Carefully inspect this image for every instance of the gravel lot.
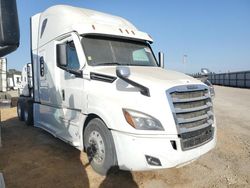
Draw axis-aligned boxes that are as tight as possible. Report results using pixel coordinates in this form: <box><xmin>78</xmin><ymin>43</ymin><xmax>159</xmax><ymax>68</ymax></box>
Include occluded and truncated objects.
<box><xmin>0</xmin><ymin>86</ymin><xmax>249</xmax><ymax>188</ymax></box>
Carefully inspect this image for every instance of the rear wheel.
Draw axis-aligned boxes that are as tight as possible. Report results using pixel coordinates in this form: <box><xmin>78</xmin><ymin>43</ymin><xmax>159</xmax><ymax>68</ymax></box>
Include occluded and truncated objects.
<box><xmin>24</xmin><ymin>100</ymin><xmax>33</xmax><ymax>126</ymax></box>
<box><xmin>84</xmin><ymin>118</ymin><xmax>117</xmax><ymax>175</ymax></box>
<box><xmin>17</xmin><ymin>99</ymin><xmax>24</xmax><ymax>121</ymax></box>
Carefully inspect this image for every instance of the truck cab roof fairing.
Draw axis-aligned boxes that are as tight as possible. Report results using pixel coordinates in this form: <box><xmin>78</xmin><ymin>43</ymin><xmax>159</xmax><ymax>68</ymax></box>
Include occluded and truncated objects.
<box><xmin>34</xmin><ymin>5</ymin><xmax>153</xmax><ymax>47</ymax></box>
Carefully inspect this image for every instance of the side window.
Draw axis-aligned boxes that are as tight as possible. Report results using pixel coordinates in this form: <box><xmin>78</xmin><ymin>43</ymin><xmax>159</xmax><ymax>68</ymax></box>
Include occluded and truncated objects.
<box><xmin>40</xmin><ymin>19</ymin><xmax>48</xmax><ymax>38</ymax></box>
<box><xmin>66</xmin><ymin>41</ymin><xmax>80</xmax><ymax>70</ymax></box>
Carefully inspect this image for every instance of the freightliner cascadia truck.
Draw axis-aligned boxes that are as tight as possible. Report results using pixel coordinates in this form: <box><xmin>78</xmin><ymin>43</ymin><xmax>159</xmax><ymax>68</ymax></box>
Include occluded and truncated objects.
<box><xmin>17</xmin><ymin>5</ymin><xmax>216</xmax><ymax>175</ymax></box>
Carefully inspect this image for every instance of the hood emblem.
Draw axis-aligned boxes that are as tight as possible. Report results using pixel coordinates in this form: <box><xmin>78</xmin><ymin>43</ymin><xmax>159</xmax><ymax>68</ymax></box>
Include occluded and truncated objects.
<box><xmin>187</xmin><ymin>85</ymin><xmax>198</xmax><ymax>90</ymax></box>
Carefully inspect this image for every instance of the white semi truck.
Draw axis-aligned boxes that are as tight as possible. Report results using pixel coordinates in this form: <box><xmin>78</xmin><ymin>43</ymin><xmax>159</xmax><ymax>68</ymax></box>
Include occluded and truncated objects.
<box><xmin>7</xmin><ymin>74</ymin><xmax>21</xmax><ymax>90</ymax></box>
<box><xmin>17</xmin><ymin>5</ymin><xmax>216</xmax><ymax>175</ymax></box>
<box><xmin>18</xmin><ymin>63</ymin><xmax>33</xmax><ymax>96</ymax></box>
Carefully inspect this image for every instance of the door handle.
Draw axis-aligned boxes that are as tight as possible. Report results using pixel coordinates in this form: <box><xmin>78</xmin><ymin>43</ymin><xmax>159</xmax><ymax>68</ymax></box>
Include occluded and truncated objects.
<box><xmin>62</xmin><ymin>89</ymin><xmax>65</xmax><ymax>101</ymax></box>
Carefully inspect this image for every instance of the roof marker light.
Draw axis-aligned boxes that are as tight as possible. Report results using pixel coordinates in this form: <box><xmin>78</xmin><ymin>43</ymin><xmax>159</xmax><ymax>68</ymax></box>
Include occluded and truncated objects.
<box><xmin>92</xmin><ymin>25</ymin><xmax>96</xmax><ymax>30</ymax></box>
<box><xmin>125</xmin><ymin>29</ymin><xmax>129</xmax><ymax>34</ymax></box>
<box><xmin>131</xmin><ymin>30</ymin><xmax>135</xmax><ymax>35</ymax></box>
<box><xmin>119</xmin><ymin>28</ymin><xmax>123</xmax><ymax>33</ymax></box>
<box><xmin>148</xmin><ymin>34</ymin><xmax>152</xmax><ymax>39</ymax></box>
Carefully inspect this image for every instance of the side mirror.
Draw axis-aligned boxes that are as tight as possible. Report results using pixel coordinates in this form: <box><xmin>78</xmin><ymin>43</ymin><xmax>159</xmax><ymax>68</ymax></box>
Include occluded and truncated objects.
<box><xmin>116</xmin><ymin>66</ymin><xmax>150</xmax><ymax>97</ymax></box>
<box><xmin>0</xmin><ymin>0</ymin><xmax>20</xmax><ymax>57</ymax></box>
<box><xmin>56</xmin><ymin>43</ymin><xmax>67</xmax><ymax>67</ymax></box>
<box><xmin>158</xmin><ymin>52</ymin><xmax>164</xmax><ymax>68</ymax></box>
<box><xmin>201</xmin><ymin>68</ymin><xmax>211</xmax><ymax>76</ymax></box>
<box><xmin>116</xmin><ymin>66</ymin><xmax>130</xmax><ymax>78</ymax></box>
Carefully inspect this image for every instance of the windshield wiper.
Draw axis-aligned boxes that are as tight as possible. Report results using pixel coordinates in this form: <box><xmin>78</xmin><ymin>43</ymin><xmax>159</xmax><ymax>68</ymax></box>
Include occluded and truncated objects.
<box><xmin>96</xmin><ymin>62</ymin><xmax>124</xmax><ymax>66</ymax></box>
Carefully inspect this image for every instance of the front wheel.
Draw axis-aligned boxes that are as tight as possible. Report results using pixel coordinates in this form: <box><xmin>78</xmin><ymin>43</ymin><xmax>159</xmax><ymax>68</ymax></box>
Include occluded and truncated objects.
<box><xmin>84</xmin><ymin>118</ymin><xmax>117</xmax><ymax>175</ymax></box>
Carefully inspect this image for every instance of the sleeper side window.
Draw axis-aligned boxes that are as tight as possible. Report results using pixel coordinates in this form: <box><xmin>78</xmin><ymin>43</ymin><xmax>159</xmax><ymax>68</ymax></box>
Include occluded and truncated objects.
<box><xmin>40</xmin><ymin>19</ymin><xmax>48</xmax><ymax>38</ymax></box>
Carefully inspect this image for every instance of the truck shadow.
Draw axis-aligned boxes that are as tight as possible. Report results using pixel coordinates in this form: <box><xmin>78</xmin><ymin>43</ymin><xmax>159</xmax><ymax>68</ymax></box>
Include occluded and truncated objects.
<box><xmin>0</xmin><ymin>116</ymin><xmax>89</xmax><ymax>188</ymax></box>
<box><xmin>0</xmin><ymin>115</ymin><xmax>138</xmax><ymax>188</ymax></box>
<box><xmin>100</xmin><ymin>167</ymin><xmax>138</xmax><ymax>188</ymax></box>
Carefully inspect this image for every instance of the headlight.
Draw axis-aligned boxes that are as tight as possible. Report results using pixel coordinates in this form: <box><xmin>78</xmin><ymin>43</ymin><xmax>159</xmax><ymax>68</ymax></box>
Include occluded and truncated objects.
<box><xmin>122</xmin><ymin>109</ymin><xmax>164</xmax><ymax>131</ymax></box>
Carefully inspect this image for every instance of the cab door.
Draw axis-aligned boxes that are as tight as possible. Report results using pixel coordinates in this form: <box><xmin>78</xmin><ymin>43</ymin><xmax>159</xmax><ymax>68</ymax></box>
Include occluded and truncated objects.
<box><xmin>55</xmin><ymin>32</ymin><xmax>86</xmax><ymax>144</ymax></box>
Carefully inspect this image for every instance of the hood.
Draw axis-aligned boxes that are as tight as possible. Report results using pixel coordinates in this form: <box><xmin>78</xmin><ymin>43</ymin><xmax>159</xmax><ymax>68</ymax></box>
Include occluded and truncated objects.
<box><xmin>90</xmin><ymin>66</ymin><xmax>202</xmax><ymax>89</ymax></box>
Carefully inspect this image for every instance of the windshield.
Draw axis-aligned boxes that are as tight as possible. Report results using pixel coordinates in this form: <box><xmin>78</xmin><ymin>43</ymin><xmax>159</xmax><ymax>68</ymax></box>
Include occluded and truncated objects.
<box><xmin>81</xmin><ymin>36</ymin><xmax>157</xmax><ymax>67</ymax></box>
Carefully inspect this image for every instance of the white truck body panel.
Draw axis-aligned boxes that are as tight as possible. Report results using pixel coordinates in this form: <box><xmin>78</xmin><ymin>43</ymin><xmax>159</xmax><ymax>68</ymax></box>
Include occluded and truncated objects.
<box><xmin>0</xmin><ymin>58</ymin><xmax>7</xmax><ymax>92</ymax></box>
<box><xmin>29</xmin><ymin>5</ymin><xmax>216</xmax><ymax>171</ymax></box>
<box><xmin>7</xmin><ymin>77</ymin><xmax>13</xmax><ymax>88</ymax></box>
<box><xmin>19</xmin><ymin>63</ymin><xmax>33</xmax><ymax>96</ymax></box>
<box><xmin>7</xmin><ymin>74</ymin><xmax>21</xmax><ymax>90</ymax></box>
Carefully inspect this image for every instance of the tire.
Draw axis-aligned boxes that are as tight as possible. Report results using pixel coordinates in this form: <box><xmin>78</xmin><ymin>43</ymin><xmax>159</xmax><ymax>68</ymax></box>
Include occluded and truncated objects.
<box><xmin>17</xmin><ymin>99</ymin><xmax>24</xmax><ymax>121</ymax></box>
<box><xmin>24</xmin><ymin>100</ymin><xmax>34</xmax><ymax>126</ymax></box>
<box><xmin>84</xmin><ymin>118</ymin><xmax>117</xmax><ymax>175</ymax></box>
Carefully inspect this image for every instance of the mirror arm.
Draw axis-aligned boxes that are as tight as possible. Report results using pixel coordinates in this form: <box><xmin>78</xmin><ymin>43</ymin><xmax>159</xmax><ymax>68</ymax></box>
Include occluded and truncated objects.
<box><xmin>117</xmin><ymin>74</ymin><xmax>150</xmax><ymax>97</ymax></box>
<box><xmin>67</xmin><ymin>69</ymin><xmax>82</xmax><ymax>77</ymax></box>
<box><xmin>59</xmin><ymin>66</ymin><xmax>83</xmax><ymax>78</ymax></box>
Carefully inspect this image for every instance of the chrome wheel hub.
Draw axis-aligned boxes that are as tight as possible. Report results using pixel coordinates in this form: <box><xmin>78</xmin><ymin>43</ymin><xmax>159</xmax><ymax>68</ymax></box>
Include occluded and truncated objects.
<box><xmin>24</xmin><ymin>110</ymin><xmax>28</xmax><ymax>121</ymax></box>
<box><xmin>17</xmin><ymin>105</ymin><xmax>21</xmax><ymax>117</ymax></box>
<box><xmin>88</xmin><ymin>130</ymin><xmax>105</xmax><ymax>164</ymax></box>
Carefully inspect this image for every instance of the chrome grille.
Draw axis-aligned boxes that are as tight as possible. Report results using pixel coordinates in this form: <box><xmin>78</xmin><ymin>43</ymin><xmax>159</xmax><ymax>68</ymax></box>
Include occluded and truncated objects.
<box><xmin>167</xmin><ymin>85</ymin><xmax>214</xmax><ymax>150</ymax></box>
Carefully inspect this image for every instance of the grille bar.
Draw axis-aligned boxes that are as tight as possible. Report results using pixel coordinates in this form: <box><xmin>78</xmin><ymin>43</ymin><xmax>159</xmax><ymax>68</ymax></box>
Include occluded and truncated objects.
<box><xmin>179</xmin><ymin>122</ymin><xmax>212</xmax><ymax>133</ymax></box>
<box><xmin>175</xmin><ymin>103</ymin><xmax>212</xmax><ymax>113</ymax></box>
<box><xmin>177</xmin><ymin>114</ymin><xmax>210</xmax><ymax>124</ymax></box>
<box><xmin>174</xmin><ymin>100</ymin><xmax>211</xmax><ymax>110</ymax></box>
<box><xmin>171</xmin><ymin>90</ymin><xmax>208</xmax><ymax>99</ymax></box>
<box><xmin>172</xmin><ymin>95</ymin><xmax>209</xmax><ymax>103</ymax></box>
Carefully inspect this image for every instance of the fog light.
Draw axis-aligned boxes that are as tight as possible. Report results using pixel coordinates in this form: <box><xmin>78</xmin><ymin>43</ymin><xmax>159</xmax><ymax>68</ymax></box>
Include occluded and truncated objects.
<box><xmin>145</xmin><ymin>155</ymin><xmax>162</xmax><ymax>166</ymax></box>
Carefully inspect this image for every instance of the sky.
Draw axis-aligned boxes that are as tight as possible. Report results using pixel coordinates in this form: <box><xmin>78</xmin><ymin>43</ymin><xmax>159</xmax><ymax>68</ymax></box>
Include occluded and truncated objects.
<box><xmin>5</xmin><ymin>0</ymin><xmax>250</xmax><ymax>73</ymax></box>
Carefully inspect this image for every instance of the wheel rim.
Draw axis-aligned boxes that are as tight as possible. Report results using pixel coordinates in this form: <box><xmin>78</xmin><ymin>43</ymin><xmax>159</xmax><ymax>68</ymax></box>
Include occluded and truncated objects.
<box><xmin>24</xmin><ymin>109</ymin><xmax>28</xmax><ymax>122</ymax></box>
<box><xmin>17</xmin><ymin>104</ymin><xmax>21</xmax><ymax>118</ymax></box>
<box><xmin>88</xmin><ymin>130</ymin><xmax>105</xmax><ymax>165</ymax></box>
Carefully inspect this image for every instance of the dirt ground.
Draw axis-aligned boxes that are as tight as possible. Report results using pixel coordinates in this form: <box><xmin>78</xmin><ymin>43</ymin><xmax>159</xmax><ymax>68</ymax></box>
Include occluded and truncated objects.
<box><xmin>0</xmin><ymin>86</ymin><xmax>249</xmax><ymax>188</ymax></box>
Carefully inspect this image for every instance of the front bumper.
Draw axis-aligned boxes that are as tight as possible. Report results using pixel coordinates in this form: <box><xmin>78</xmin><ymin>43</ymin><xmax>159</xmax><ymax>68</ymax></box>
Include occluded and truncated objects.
<box><xmin>111</xmin><ymin>126</ymin><xmax>216</xmax><ymax>171</ymax></box>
